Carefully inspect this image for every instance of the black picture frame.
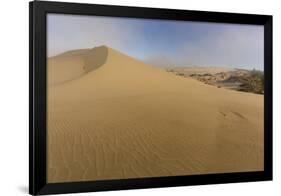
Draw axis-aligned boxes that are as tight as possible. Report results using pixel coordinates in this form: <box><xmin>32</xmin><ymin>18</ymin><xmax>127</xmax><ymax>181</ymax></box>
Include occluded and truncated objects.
<box><xmin>29</xmin><ymin>1</ymin><xmax>273</xmax><ymax>195</ymax></box>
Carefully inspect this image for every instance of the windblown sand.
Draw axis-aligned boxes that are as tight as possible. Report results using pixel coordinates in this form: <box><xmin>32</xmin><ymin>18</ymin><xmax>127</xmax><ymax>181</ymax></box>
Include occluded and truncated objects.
<box><xmin>47</xmin><ymin>46</ymin><xmax>264</xmax><ymax>183</ymax></box>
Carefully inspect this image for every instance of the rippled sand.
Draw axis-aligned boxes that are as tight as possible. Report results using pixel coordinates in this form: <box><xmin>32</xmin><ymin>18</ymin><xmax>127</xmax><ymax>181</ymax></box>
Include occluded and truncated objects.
<box><xmin>47</xmin><ymin>46</ymin><xmax>263</xmax><ymax>183</ymax></box>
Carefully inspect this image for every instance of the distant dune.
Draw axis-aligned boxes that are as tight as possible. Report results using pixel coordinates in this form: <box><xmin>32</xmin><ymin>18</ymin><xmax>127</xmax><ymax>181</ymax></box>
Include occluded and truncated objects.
<box><xmin>47</xmin><ymin>45</ymin><xmax>264</xmax><ymax>183</ymax></box>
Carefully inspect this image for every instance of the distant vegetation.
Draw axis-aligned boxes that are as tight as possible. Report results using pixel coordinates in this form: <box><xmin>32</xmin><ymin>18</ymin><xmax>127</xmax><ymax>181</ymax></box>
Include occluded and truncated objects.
<box><xmin>236</xmin><ymin>69</ymin><xmax>264</xmax><ymax>94</ymax></box>
<box><xmin>167</xmin><ymin>68</ymin><xmax>264</xmax><ymax>94</ymax></box>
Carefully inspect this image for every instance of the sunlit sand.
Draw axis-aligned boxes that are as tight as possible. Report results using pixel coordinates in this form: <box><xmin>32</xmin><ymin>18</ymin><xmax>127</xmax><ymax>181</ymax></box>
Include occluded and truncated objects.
<box><xmin>47</xmin><ymin>46</ymin><xmax>263</xmax><ymax>183</ymax></box>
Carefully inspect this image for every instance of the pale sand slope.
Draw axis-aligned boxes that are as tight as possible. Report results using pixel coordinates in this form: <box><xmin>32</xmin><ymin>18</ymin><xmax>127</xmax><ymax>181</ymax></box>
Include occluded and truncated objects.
<box><xmin>47</xmin><ymin>46</ymin><xmax>264</xmax><ymax>183</ymax></box>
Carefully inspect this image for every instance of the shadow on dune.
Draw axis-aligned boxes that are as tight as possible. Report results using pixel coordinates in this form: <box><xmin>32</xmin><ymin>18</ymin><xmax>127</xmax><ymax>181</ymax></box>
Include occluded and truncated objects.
<box><xmin>83</xmin><ymin>45</ymin><xmax>108</xmax><ymax>73</ymax></box>
<box><xmin>48</xmin><ymin>45</ymin><xmax>108</xmax><ymax>86</ymax></box>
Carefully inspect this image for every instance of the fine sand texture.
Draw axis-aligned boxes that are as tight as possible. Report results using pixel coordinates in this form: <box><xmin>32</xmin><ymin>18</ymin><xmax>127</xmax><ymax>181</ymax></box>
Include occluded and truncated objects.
<box><xmin>47</xmin><ymin>46</ymin><xmax>264</xmax><ymax>183</ymax></box>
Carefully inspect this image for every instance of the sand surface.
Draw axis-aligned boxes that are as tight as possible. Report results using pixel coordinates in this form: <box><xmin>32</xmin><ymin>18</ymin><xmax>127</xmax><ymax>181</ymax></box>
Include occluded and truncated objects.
<box><xmin>47</xmin><ymin>46</ymin><xmax>264</xmax><ymax>183</ymax></box>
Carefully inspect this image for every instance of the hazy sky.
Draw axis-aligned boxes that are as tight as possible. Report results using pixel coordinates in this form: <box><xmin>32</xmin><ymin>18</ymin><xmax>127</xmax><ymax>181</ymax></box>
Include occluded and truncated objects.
<box><xmin>47</xmin><ymin>13</ymin><xmax>264</xmax><ymax>70</ymax></box>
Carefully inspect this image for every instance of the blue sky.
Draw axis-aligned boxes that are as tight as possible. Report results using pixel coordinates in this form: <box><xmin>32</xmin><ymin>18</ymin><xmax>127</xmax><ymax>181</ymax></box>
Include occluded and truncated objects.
<box><xmin>47</xmin><ymin>13</ymin><xmax>264</xmax><ymax>70</ymax></box>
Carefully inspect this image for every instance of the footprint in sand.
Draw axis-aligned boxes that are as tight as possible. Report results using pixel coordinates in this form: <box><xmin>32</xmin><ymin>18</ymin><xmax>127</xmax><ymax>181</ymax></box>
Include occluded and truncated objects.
<box><xmin>231</xmin><ymin>111</ymin><xmax>247</xmax><ymax>120</ymax></box>
<box><xmin>219</xmin><ymin>110</ymin><xmax>247</xmax><ymax>120</ymax></box>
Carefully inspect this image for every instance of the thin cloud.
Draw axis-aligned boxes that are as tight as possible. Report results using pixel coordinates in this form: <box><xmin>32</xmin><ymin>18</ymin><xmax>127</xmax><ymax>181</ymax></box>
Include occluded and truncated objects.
<box><xmin>47</xmin><ymin>14</ymin><xmax>264</xmax><ymax>70</ymax></box>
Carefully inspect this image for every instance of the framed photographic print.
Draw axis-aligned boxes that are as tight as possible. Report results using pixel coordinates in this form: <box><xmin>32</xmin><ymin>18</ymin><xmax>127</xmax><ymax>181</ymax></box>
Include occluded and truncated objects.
<box><xmin>29</xmin><ymin>1</ymin><xmax>272</xmax><ymax>195</ymax></box>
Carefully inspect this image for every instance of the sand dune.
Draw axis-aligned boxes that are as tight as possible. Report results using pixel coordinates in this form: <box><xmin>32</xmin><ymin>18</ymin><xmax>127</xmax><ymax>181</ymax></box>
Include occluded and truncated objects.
<box><xmin>47</xmin><ymin>45</ymin><xmax>264</xmax><ymax>183</ymax></box>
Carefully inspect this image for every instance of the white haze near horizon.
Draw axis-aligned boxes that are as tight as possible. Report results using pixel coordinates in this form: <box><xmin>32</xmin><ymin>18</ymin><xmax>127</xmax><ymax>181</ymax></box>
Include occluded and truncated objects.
<box><xmin>47</xmin><ymin>13</ymin><xmax>264</xmax><ymax>71</ymax></box>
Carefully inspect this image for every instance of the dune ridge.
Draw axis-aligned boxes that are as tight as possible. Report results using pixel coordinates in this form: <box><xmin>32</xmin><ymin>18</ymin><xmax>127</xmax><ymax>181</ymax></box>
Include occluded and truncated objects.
<box><xmin>47</xmin><ymin>45</ymin><xmax>264</xmax><ymax>183</ymax></box>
